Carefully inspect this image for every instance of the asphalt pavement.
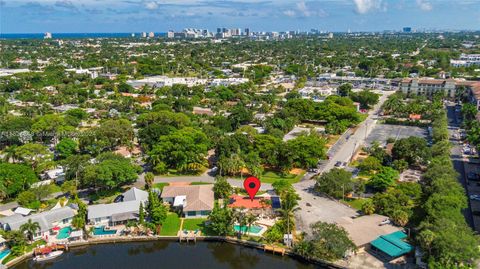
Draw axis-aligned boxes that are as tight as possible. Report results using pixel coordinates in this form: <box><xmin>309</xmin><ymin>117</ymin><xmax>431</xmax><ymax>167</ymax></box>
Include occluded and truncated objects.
<box><xmin>446</xmin><ymin>105</ymin><xmax>475</xmax><ymax>229</ymax></box>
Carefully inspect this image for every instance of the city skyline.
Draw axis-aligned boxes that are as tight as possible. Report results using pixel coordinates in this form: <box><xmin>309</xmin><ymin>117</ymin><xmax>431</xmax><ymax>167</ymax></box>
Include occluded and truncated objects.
<box><xmin>1</xmin><ymin>0</ymin><xmax>480</xmax><ymax>33</ymax></box>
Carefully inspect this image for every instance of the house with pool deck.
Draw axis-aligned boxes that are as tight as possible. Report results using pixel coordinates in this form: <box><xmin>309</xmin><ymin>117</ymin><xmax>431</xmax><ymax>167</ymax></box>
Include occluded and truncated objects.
<box><xmin>87</xmin><ymin>187</ymin><xmax>148</xmax><ymax>226</ymax></box>
<box><xmin>0</xmin><ymin>206</ymin><xmax>75</xmax><ymax>241</ymax></box>
<box><xmin>160</xmin><ymin>185</ymin><xmax>214</xmax><ymax>218</ymax></box>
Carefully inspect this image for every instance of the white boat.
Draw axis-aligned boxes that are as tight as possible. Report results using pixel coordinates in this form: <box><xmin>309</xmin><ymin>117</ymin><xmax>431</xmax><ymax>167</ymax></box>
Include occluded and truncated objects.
<box><xmin>33</xmin><ymin>250</ymin><xmax>64</xmax><ymax>262</ymax></box>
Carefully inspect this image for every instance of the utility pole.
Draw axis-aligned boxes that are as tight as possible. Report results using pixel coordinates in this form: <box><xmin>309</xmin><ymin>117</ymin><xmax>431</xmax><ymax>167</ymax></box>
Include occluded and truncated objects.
<box><xmin>350</xmin><ymin>140</ymin><xmax>357</xmax><ymax>163</ymax></box>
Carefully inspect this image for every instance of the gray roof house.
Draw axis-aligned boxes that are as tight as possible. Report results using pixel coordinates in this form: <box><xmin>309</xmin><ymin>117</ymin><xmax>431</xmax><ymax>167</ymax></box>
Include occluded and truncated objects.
<box><xmin>160</xmin><ymin>185</ymin><xmax>214</xmax><ymax>218</ymax></box>
<box><xmin>87</xmin><ymin>187</ymin><xmax>148</xmax><ymax>226</ymax></box>
<box><xmin>0</xmin><ymin>207</ymin><xmax>75</xmax><ymax>233</ymax></box>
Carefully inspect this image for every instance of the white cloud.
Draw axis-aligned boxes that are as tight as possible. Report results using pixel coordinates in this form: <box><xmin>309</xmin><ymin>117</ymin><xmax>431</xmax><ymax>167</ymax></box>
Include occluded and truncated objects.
<box><xmin>145</xmin><ymin>1</ymin><xmax>158</xmax><ymax>10</ymax></box>
<box><xmin>416</xmin><ymin>0</ymin><xmax>432</xmax><ymax>11</ymax></box>
<box><xmin>296</xmin><ymin>1</ymin><xmax>311</xmax><ymax>17</ymax></box>
<box><xmin>283</xmin><ymin>1</ymin><xmax>328</xmax><ymax>18</ymax></box>
<box><xmin>353</xmin><ymin>0</ymin><xmax>384</xmax><ymax>14</ymax></box>
<box><xmin>283</xmin><ymin>9</ymin><xmax>296</xmax><ymax>17</ymax></box>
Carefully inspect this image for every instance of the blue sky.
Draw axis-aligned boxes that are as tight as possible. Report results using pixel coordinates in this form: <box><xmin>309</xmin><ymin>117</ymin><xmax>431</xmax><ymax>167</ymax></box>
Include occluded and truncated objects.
<box><xmin>1</xmin><ymin>0</ymin><xmax>479</xmax><ymax>33</ymax></box>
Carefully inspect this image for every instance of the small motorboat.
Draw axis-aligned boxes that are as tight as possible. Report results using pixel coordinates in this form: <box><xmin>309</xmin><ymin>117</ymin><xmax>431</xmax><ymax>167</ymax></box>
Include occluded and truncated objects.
<box><xmin>33</xmin><ymin>250</ymin><xmax>64</xmax><ymax>262</ymax></box>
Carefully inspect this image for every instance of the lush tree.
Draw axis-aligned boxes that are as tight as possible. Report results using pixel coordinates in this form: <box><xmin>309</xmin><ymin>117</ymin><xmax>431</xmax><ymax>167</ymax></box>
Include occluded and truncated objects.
<box><xmin>272</xmin><ymin>179</ymin><xmax>294</xmax><ymax>197</ymax></box>
<box><xmin>213</xmin><ymin>176</ymin><xmax>233</xmax><ymax>199</ymax></box>
<box><xmin>337</xmin><ymin>83</ymin><xmax>352</xmax><ymax>97</ymax></box>
<box><xmin>314</xmin><ymin>168</ymin><xmax>353</xmax><ymax>199</ymax></box>
<box><xmin>358</xmin><ymin>156</ymin><xmax>382</xmax><ymax>173</ymax></box>
<box><xmin>146</xmin><ymin>191</ymin><xmax>168</xmax><ymax>231</ymax></box>
<box><xmin>295</xmin><ymin>222</ymin><xmax>356</xmax><ymax>261</ymax></box>
<box><xmin>350</xmin><ymin>89</ymin><xmax>379</xmax><ymax>109</ymax></box>
<box><xmin>55</xmin><ymin>138</ymin><xmax>78</xmax><ymax>159</ymax></box>
<box><xmin>392</xmin><ymin>137</ymin><xmax>430</xmax><ymax>166</ymax></box>
<box><xmin>208</xmin><ymin>202</ymin><xmax>234</xmax><ymax>236</ymax></box>
<box><xmin>367</xmin><ymin>166</ymin><xmax>399</xmax><ymax>191</ymax></box>
<box><xmin>361</xmin><ymin>199</ymin><xmax>375</xmax><ymax>215</ymax></box>
<box><xmin>82</xmin><ymin>153</ymin><xmax>141</xmax><ymax>189</ymax></box>
<box><xmin>14</xmin><ymin>143</ymin><xmax>53</xmax><ymax>172</ymax></box>
<box><xmin>284</xmin><ymin>133</ymin><xmax>326</xmax><ymax>169</ymax></box>
<box><xmin>0</xmin><ymin>163</ymin><xmax>38</xmax><ymax>199</ymax></box>
<box><xmin>148</xmin><ymin>127</ymin><xmax>209</xmax><ymax>173</ymax></box>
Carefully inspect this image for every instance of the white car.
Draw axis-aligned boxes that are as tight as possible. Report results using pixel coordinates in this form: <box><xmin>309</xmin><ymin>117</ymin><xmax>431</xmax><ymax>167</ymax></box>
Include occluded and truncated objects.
<box><xmin>470</xmin><ymin>195</ymin><xmax>480</xmax><ymax>201</ymax></box>
<box><xmin>379</xmin><ymin>218</ymin><xmax>391</xmax><ymax>226</ymax></box>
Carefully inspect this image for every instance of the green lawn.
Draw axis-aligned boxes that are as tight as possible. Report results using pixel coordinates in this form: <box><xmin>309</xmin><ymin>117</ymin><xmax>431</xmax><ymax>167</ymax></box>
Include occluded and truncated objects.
<box><xmin>159</xmin><ymin>213</ymin><xmax>181</xmax><ymax>236</ymax></box>
<box><xmin>259</xmin><ymin>170</ymin><xmax>305</xmax><ymax>184</ymax></box>
<box><xmin>182</xmin><ymin>218</ymin><xmax>215</xmax><ymax>235</ymax></box>
<box><xmin>153</xmin><ymin>182</ymin><xmax>169</xmax><ymax>191</ymax></box>
<box><xmin>88</xmin><ymin>188</ymin><xmax>123</xmax><ymax>203</ymax></box>
<box><xmin>342</xmin><ymin>198</ymin><xmax>368</xmax><ymax>211</ymax></box>
<box><xmin>190</xmin><ymin>182</ymin><xmax>213</xmax><ymax>185</ymax></box>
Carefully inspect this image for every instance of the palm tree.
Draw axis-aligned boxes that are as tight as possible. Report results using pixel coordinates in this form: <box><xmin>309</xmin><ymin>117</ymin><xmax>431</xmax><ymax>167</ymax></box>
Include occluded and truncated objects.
<box><xmin>245</xmin><ymin>213</ymin><xmax>258</xmax><ymax>235</ymax></box>
<box><xmin>20</xmin><ymin>219</ymin><xmax>40</xmax><ymax>242</ymax></box>
<box><xmin>279</xmin><ymin>191</ymin><xmax>300</xmax><ymax>246</ymax></box>
<box><xmin>233</xmin><ymin>208</ymin><xmax>247</xmax><ymax>238</ymax></box>
<box><xmin>144</xmin><ymin>172</ymin><xmax>154</xmax><ymax>189</ymax></box>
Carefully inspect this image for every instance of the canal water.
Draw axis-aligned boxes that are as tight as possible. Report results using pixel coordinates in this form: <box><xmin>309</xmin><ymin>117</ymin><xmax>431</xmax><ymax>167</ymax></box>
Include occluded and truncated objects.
<box><xmin>13</xmin><ymin>241</ymin><xmax>325</xmax><ymax>269</ymax></box>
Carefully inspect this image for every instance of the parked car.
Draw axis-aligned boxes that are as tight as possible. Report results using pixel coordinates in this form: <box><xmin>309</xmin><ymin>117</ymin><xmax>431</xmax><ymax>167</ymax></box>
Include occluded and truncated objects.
<box><xmin>113</xmin><ymin>195</ymin><xmax>124</xmax><ymax>203</ymax></box>
<box><xmin>467</xmin><ymin>172</ymin><xmax>480</xmax><ymax>181</ymax></box>
<box><xmin>335</xmin><ymin>161</ymin><xmax>343</xmax><ymax>167</ymax></box>
<box><xmin>379</xmin><ymin>218</ymin><xmax>391</xmax><ymax>226</ymax></box>
<box><xmin>470</xmin><ymin>194</ymin><xmax>480</xmax><ymax>201</ymax></box>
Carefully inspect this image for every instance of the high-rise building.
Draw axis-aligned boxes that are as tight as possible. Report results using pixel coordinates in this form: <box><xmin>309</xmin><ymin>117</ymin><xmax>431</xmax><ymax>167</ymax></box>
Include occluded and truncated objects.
<box><xmin>148</xmin><ymin>32</ymin><xmax>155</xmax><ymax>38</ymax></box>
<box><xmin>44</xmin><ymin>32</ymin><xmax>52</xmax><ymax>39</ymax></box>
<box><xmin>141</xmin><ymin>32</ymin><xmax>147</xmax><ymax>38</ymax></box>
<box><xmin>403</xmin><ymin>27</ymin><xmax>412</xmax><ymax>33</ymax></box>
<box><xmin>217</xmin><ymin>28</ymin><xmax>222</xmax><ymax>34</ymax></box>
<box><xmin>231</xmin><ymin>28</ymin><xmax>241</xmax><ymax>36</ymax></box>
<box><xmin>167</xmin><ymin>31</ymin><xmax>174</xmax><ymax>38</ymax></box>
<box><xmin>245</xmin><ymin>28</ymin><xmax>250</xmax><ymax>36</ymax></box>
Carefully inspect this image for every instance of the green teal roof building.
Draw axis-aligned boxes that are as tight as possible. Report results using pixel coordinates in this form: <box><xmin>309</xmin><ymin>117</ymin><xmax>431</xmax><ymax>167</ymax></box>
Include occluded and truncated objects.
<box><xmin>370</xmin><ymin>231</ymin><xmax>413</xmax><ymax>259</ymax></box>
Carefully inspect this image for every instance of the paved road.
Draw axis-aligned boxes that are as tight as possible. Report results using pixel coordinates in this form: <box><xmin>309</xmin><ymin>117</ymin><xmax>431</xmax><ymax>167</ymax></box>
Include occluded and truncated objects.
<box><xmin>293</xmin><ymin>91</ymin><xmax>395</xmax><ymax>233</ymax></box>
<box><xmin>136</xmin><ymin>170</ymin><xmax>272</xmax><ymax>191</ymax></box>
<box><xmin>446</xmin><ymin>105</ymin><xmax>475</xmax><ymax>228</ymax></box>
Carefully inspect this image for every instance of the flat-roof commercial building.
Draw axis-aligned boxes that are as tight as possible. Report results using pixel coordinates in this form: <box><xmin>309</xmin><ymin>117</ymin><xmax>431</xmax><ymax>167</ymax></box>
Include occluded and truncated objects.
<box><xmin>400</xmin><ymin>78</ymin><xmax>480</xmax><ymax>101</ymax></box>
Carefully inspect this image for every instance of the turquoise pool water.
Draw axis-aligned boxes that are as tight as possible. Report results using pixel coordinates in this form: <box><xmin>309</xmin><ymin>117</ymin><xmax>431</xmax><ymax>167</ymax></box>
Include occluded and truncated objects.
<box><xmin>234</xmin><ymin>225</ymin><xmax>263</xmax><ymax>234</ymax></box>
<box><xmin>0</xmin><ymin>249</ymin><xmax>10</xmax><ymax>260</ymax></box>
<box><xmin>56</xmin><ymin>227</ymin><xmax>72</xmax><ymax>239</ymax></box>
<box><xmin>93</xmin><ymin>226</ymin><xmax>117</xmax><ymax>235</ymax></box>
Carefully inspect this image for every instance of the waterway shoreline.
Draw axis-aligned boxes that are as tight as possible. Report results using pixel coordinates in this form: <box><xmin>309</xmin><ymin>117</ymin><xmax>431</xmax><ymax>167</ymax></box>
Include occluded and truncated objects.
<box><xmin>5</xmin><ymin>236</ymin><xmax>343</xmax><ymax>269</ymax></box>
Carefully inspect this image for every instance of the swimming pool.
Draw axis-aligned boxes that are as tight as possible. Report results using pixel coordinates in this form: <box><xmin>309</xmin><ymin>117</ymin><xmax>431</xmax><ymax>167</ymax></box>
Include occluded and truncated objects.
<box><xmin>93</xmin><ymin>226</ymin><xmax>117</xmax><ymax>235</ymax></box>
<box><xmin>0</xmin><ymin>249</ymin><xmax>10</xmax><ymax>260</ymax></box>
<box><xmin>233</xmin><ymin>225</ymin><xmax>263</xmax><ymax>234</ymax></box>
<box><xmin>57</xmin><ymin>227</ymin><xmax>72</xmax><ymax>239</ymax></box>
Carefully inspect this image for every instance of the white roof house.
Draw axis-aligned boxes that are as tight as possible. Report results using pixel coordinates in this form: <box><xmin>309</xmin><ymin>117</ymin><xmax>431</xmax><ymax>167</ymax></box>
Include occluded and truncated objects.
<box><xmin>0</xmin><ymin>207</ymin><xmax>76</xmax><ymax>233</ymax></box>
<box><xmin>87</xmin><ymin>187</ymin><xmax>148</xmax><ymax>225</ymax></box>
<box><xmin>13</xmin><ymin>207</ymin><xmax>32</xmax><ymax>216</ymax></box>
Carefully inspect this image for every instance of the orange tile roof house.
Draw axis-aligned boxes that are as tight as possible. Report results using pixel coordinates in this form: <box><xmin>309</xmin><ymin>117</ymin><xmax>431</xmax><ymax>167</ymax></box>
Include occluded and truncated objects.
<box><xmin>228</xmin><ymin>194</ymin><xmax>272</xmax><ymax>209</ymax></box>
<box><xmin>161</xmin><ymin>185</ymin><xmax>214</xmax><ymax>218</ymax></box>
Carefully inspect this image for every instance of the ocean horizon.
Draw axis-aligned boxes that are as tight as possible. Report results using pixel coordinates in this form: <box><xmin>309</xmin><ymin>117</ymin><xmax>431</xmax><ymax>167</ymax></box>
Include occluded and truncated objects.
<box><xmin>0</xmin><ymin>32</ymin><xmax>167</xmax><ymax>39</ymax></box>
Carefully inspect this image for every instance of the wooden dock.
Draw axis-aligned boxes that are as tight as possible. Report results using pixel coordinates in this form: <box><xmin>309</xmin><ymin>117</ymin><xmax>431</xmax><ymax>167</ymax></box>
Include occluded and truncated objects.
<box><xmin>263</xmin><ymin>245</ymin><xmax>286</xmax><ymax>256</ymax></box>
<box><xmin>178</xmin><ymin>230</ymin><xmax>201</xmax><ymax>243</ymax></box>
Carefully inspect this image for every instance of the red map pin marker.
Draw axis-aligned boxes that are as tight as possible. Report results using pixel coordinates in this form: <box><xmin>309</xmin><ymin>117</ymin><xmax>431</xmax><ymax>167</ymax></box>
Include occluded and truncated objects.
<box><xmin>243</xmin><ymin>176</ymin><xmax>261</xmax><ymax>201</ymax></box>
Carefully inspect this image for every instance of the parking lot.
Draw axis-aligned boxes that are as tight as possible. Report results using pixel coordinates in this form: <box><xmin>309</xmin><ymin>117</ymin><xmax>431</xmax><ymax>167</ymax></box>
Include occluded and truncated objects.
<box><xmin>365</xmin><ymin>123</ymin><xmax>428</xmax><ymax>146</ymax></box>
